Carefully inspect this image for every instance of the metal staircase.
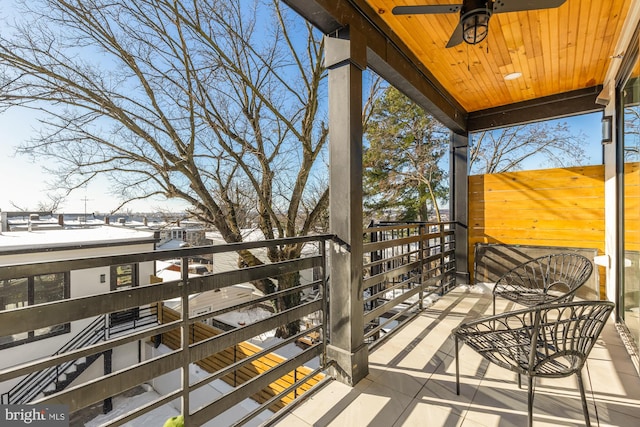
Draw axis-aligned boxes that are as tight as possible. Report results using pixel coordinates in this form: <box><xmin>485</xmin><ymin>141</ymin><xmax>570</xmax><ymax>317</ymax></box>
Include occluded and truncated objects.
<box><xmin>1</xmin><ymin>315</ymin><xmax>107</xmax><ymax>405</ymax></box>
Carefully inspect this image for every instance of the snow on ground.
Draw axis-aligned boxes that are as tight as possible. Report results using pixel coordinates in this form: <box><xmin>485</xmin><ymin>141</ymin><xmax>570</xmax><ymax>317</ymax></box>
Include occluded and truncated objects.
<box><xmin>85</xmin><ymin>360</ymin><xmax>273</xmax><ymax>427</ymax></box>
<box><xmin>84</xmin><ymin>385</ymin><xmax>179</xmax><ymax>427</ymax></box>
<box><xmin>83</xmin><ymin>305</ymin><xmax>325</xmax><ymax>427</ymax></box>
<box><xmin>215</xmin><ymin>306</ymin><xmax>273</xmax><ymax>326</ymax></box>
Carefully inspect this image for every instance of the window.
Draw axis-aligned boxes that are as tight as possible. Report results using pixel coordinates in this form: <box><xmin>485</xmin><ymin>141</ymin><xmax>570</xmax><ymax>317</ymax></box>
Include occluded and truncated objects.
<box><xmin>109</xmin><ymin>263</ymin><xmax>140</xmax><ymax>327</ymax></box>
<box><xmin>0</xmin><ymin>272</ymin><xmax>70</xmax><ymax>348</ymax></box>
<box><xmin>619</xmin><ymin>39</ymin><xmax>640</xmax><ymax>353</ymax></box>
<box><xmin>111</xmin><ymin>263</ymin><xmax>137</xmax><ymax>290</ymax></box>
<box><xmin>171</xmin><ymin>229</ymin><xmax>185</xmax><ymax>240</ymax></box>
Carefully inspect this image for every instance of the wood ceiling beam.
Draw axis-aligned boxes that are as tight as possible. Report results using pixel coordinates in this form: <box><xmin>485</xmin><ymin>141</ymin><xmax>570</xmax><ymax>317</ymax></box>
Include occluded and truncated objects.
<box><xmin>283</xmin><ymin>0</ymin><xmax>468</xmax><ymax>133</ymax></box>
<box><xmin>467</xmin><ymin>86</ymin><xmax>604</xmax><ymax>132</ymax></box>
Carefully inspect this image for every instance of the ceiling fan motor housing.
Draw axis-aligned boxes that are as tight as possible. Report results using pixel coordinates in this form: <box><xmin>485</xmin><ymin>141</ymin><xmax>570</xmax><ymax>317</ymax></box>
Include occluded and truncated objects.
<box><xmin>461</xmin><ymin>0</ymin><xmax>493</xmax><ymax>45</ymax></box>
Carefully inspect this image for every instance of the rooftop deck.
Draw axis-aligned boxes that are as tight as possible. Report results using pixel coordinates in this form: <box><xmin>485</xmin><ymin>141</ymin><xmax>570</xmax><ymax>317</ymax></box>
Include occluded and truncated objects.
<box><xmin>274</xmin><ymin>286</ymin><xmax>640</xmax><ymax>427</ymax></box>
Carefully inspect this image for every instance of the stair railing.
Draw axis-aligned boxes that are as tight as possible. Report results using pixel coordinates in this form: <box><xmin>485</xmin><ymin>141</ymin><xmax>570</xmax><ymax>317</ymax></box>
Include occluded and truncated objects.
<box><xmin>1</xmin><ymin>315</ymin><xmax>107</xmax><ymax>405</ymax></box>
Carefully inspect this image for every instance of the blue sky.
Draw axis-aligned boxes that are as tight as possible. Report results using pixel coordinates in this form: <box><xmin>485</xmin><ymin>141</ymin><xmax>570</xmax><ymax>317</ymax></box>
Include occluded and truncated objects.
<box><xmin>0</xmin><ymin>0</ymin><xmax>603</xmax><ymax>215</ymax></box>
<box><xmin>1</xmin><ymin>108</ymin><xmax>604</xmax><ymax>214</ymax></box>
<box><xmin>519</xmin><ymin>111</ymin><xmax>604</xmax><ymax>170</ymax></box>
<box><xmin>0</xmin><ymin>106</ymin><xmax>190</xmax><ymax>214</ymax></box>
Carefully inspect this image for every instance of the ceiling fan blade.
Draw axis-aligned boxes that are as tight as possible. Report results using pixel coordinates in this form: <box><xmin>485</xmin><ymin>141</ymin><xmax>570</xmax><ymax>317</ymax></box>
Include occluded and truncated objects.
<box><xmin>493</xmin><ymin>0</ymin><xmax>567</xmax><ymax>14</ymax></box>
<box><xmin>392</xmin><ymin>5</ymin><xmax>462</xmax><ymax>15</ymax></box>
<box><xmin>446</xmin><ymin>21</ymin><xmax>464</xmax><ymax>48</ymax></box>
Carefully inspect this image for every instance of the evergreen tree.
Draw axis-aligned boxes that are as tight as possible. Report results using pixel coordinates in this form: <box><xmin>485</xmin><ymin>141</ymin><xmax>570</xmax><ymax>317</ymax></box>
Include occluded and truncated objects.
<box><xmin>363</xmin><ymin>87</ymin><xmax>449</xmax><ymax>222</ymax></box>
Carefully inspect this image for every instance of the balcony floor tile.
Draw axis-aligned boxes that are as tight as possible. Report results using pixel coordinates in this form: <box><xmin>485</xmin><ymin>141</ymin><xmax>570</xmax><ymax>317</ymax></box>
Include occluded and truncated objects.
<box><xmin>275</xmin><ymin>287</ymin><xmax>640</xmax><ymax>426</ymax></box>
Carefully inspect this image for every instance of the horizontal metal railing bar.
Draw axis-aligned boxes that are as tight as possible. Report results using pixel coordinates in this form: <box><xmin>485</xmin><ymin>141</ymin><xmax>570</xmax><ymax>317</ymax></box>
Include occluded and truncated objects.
<box><xmin>4</xmin><ymin>315</ymin><xmax>109</xmax><ymax>404</ymax></box>
<box><xmin>188</xmin><ymin>256</ymin><xmax>322</xmax><ymax>294</ymax></box>
<box><xmin>363</xmin><ymin>234</ymin><xmax>424</xmax><ymax>252</ymax></box>
<box><xmin>189</xmin><ymin>280</ymin><xmax>321</xmax><ymax>324</ymax></box>
<box><xmin>34</xmin><ymin>351</ymin><xmax>183</xmax><ymax>412</ymax></box>
<box><xmin>1</xmin><ymin>255</ymin><xmax>324</xmax><ymax>336</ymax></box>
<box><xmin>360</xmin><ymin>221</ymin><xmax>455</xmax><ymax>353</ymax></box>
<box><xmin>0</xmin><ymin>234</ymin><xmax>334</xmax><ymax>280</ymax></box>
<box><xmin>0</xmin><ymin>281</ymin><xmax>182</xmax><ymax>335</ymax></box>
<box><xmin>233</xmin><ymin>364</ymin><xmax>327</xmax><ymax>427</ymax></box>
<box><xmin>0</xmin><ymin>319</ymin><xmax>181</xmax><ymax>383</ymax></box>
<box><xmin>0</xmin><ymin>222</ymin><xmax>456</xmax><ymax>423</ymax></box>
<box><xmin>365</xmin><ymin>298</ymin><xmax>421</xmax><ymax>340</ymax></box>
<box><xmin>364</xmin><ymin>249</ymin><xmax>420</xmax><ymax>271</ymax></box>
<box><xmin>427</xmin><ymin>250</ymin><xmax>454</xmax><ymax>263</ymax></box>
<box><xmin>364</xmin><ymin>231</ymin><xmax>448</xmax><ymax>251</ymax></box>
<box><xmin>364</xmin><ymin>221</ymin><xmax>455</xmax><ymax>233</ymax></box>
<box><xmin>189</xmin><ymin>300</ymin><xmax>323</xmax><ymax>363</ymax></box>
<box><xmin>364</xmin><ymin>284</ymin><xmax>422</xmax><ymax>324</ymax></box>
<box><xmin>363</xmin><ymin>227</ymin><xmax>422</xmax><ymax>237</ymax></box>
<box><xmin>428</xmin><ymin>249</ymin><xmax>454</xmax><ymax>259</ymax></box>
<box><xmin>364</xmin><ymin>274</ymin><xmax>416</xmax><ymax>304</ymax></box>
<box><xmin>105</xmin><ymin>389</ymin><xmax>183</xmax><ymax>427</ymax></box>
<box><xmin>190</xmin><ymin>324</ymin><xmax>323</xmax><ymax>392</ymax></box>
<box><xmin>363</xmin><ymin>259</ymin><xmax>421</xmax><ymax>288</ymax></box>
<box><xmin>423</xmin><ymin>274</ymin><xmax>446</xmax><ymax>288</ymax></box>
<box><xmin>365</xmin><ymin>232</ymin><xmax>453</xmax><ymax>244</ymax></box>
<box><xmin>190</xmin><ymin>343</ymin><xmax>321</xmax><ymax>425</ymax></box>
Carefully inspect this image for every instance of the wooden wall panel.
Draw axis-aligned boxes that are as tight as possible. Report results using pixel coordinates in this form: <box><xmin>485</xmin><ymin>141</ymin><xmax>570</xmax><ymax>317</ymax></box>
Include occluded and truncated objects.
<box><xmin>469</xmin><ymin>165</ymin><xmax>606</xmax><ymax>294</ymax></box>
<box><xmin>159</xmin><ymin>305</ymin><xmax>323</xmax><ymax>410</ymax></box>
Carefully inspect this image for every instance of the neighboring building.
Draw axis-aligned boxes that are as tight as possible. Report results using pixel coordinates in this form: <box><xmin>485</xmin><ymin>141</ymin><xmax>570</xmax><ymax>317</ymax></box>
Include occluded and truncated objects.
<box><xmin>159</xmin><ymin>220</ymin><xmax>210</xmax><ymax>247</ymax></box>
<box><xmin>0</xmin><ymin>225</ymin><xmax>158</xmax><ymax>399</ymax></box>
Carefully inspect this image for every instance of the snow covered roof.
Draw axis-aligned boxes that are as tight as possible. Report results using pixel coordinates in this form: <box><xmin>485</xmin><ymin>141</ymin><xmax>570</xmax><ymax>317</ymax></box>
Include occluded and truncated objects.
<box><xmin>0</xmin><ymin>225</ymin><xmax>157</xmax><ymax>253</ymax></box>
<box><xmin>157</xmin><ymin>239</ymin><xmax>189</xmax><ymax>250</ymax></box>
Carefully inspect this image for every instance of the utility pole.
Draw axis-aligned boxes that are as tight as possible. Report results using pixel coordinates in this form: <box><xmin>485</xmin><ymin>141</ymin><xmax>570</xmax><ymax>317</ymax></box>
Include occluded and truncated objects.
<box><xmin>81</xmin><ymin>196</ymin><xmax>92</xmax><ymax>224</ymax></box>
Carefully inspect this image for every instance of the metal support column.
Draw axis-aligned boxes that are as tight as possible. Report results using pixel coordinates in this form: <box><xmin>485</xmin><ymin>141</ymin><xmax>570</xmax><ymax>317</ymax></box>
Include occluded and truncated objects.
<box><xmin>451</xmin><ymin>132</ymin><xmax>470</xmax><ymax>284</ymax></box>
<box><xmin>325</xmin><ymin>27</ymin><xmax>368</xmax><ymax>386</ymax></box>
<box><xmin>102</xmin><ymin>350</ymin><xmax>113</xmax><ymax>414</ymax></box>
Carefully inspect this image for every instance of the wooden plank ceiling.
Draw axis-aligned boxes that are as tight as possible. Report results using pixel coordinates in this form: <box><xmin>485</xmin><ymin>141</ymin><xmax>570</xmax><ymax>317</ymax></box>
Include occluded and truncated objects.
<box><xmin>364</xmin><ymin>0</ymin><xmax>631</xmax><ymax>113</ymax></box>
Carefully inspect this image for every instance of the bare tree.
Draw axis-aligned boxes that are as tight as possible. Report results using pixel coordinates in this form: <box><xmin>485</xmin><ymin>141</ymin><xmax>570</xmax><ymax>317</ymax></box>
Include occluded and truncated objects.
<box><xmin>623</xmin><ymin>105</ymin><xmax>640</xmax><ymax>162</ymax></box>
<box><xmin>469</xmin><ymin>122</ymin><xmax>588</xmax><ymax>175</ymax></box>
<box><xmin>0</xmin><ymin>0</ymin><xmax>328</xmax><ymax>337</ymax></box>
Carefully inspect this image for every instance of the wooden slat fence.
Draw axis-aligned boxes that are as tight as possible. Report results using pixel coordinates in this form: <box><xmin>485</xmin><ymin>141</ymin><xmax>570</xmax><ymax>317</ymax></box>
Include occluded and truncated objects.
<box><xmin>469</xmin><ymin>165</ymin><xmax>607</xmax><ymax>294</ymax></box>
<box><xmin>159</xmin><ymin>305</ymin><xmax>324</xmax><ymax>411</ymax></box>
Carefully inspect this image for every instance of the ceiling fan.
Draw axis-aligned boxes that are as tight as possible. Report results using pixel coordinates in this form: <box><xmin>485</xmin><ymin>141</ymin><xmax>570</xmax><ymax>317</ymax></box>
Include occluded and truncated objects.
<box><xmin>392</xmin><ymin>0</ymin><xmax>567</xmax><ymax>48</ymax></box>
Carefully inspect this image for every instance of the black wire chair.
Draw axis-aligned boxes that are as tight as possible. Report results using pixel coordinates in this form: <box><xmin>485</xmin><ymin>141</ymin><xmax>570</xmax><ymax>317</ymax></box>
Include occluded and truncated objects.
<box><xmin>492</xmin><ymin>253</ymin><xmax>594</xmax><ymax>315</ymax></box>
<box><xmin>452</xmin><ymin>300</ymin><xmax>614</xmax><ymax>427</ymax></box>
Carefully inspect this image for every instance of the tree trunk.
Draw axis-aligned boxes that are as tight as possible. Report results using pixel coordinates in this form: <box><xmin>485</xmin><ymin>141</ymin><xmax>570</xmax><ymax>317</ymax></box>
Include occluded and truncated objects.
<box><xmin>274</xmin><ymin>271</ymin><xmax>302</xmax><ymax>338</ymax></box>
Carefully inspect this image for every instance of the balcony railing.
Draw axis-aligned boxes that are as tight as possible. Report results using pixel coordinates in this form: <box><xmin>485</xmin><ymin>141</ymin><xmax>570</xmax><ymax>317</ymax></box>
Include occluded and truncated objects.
<box><xmin>0</xmin><ymin>224</ymin><xmax>456</xmax><ymax>425</ymax></box>
<box><xmin>363</xmin><ymin>221</ymin><xmax>456</xmax><ymax>347</ymax></box>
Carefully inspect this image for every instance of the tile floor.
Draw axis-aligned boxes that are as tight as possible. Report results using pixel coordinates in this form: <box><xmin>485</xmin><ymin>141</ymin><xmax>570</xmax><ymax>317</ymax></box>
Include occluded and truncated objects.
<box><xmin>274</xmin><ymin>286</ymin><xmax>640</xmax><ymax>426</ymax></box>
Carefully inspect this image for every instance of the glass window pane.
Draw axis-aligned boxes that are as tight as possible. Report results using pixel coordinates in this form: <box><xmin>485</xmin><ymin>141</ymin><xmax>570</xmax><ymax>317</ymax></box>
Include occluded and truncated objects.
<box><xmin>33</xmin><ymin>273</ymin><xmax>67</xmax><ymax>337</ymax></box>
<box><xmin>115</xmin><ymin>264</ymin><xmax>134</xmax><ymax>287</ymax></box>
<box><xmin>0</xmin><ymin>278</ymin><xmax>28</xmax><ymax>310</ymax></box>
<box><xmin>0</xmin><ymin>278</ymin><xmax>29</xmax><ymax>345</ymax></box>
<box><xmin>622</xmin><ymin>55</ymin><xmax>640</xmax><ymax>350</ymax></box>
<box><xmin>33</xmin><ymin>273</ymin><xmax>66</xmax><ymax>304</ymax></box>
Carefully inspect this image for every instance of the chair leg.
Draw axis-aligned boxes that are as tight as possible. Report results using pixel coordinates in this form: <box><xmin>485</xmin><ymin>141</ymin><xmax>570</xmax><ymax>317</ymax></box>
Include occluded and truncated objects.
<box><xmin>492</xmin><ymin>294</ymin><xmax>496</xmax><ymax>316</ymax></box>
<box><xmin>527</xmin><ymin>375</ymin><xmax>534</xmax><ymax>427</ymax></box>
<box><xmin>518</xmin><ymin>373</ymin><xmax>522</xmax><ymax>389</ymax></box>
<box><xmin>576</xmin><ymin>371</ymin><xmax>591</xmax><ymax>427</ymax></box>
<box><xmin>455</xmin><ymin>336</ymin><xmax>460</xmax><ymax>395</ymax></box>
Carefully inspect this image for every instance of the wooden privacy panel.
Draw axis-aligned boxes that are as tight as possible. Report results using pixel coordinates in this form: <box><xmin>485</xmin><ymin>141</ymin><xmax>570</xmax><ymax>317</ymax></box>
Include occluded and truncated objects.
<box><xmin>159</xmin><ymin>305</ymin><xmax>324</xmax><ymax>411</ymax></box>
<box><xmin>469</xmin><ymin>165</ymin><xmax>606</xmax><ymax>295</ymax></box>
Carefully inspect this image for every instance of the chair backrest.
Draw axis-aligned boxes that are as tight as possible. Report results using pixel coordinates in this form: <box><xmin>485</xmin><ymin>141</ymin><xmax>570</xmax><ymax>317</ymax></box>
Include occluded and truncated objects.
<box><xmin>529</xmin><ymin>300</ymin><xmax>614</xmax><ymax>376</ymax></box>
<box><xmin>453</xmin><ymin>300</ymin><xmax>614</xmax><ymax>377</ymax></box>
<box><xmin>494</xmin><ymin>253</ymin><xmax>593</xmax><ymax>300</ymax></box>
